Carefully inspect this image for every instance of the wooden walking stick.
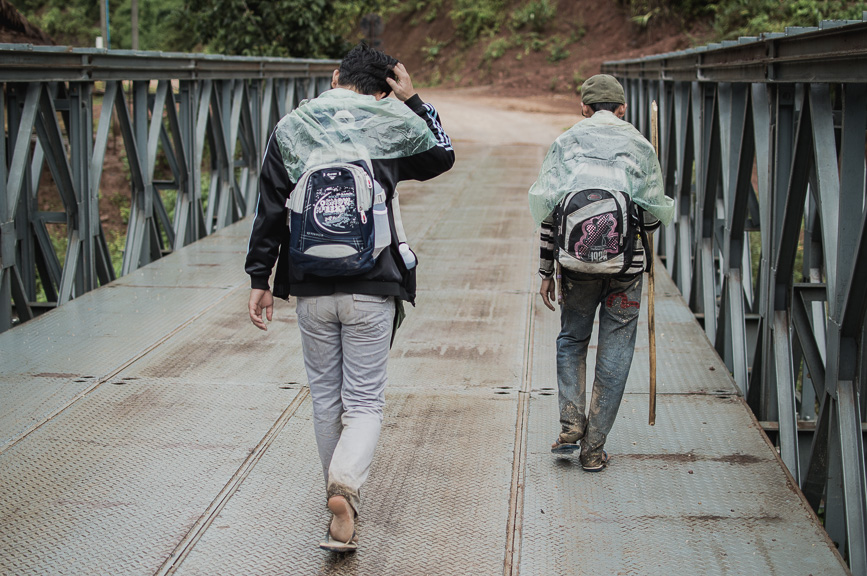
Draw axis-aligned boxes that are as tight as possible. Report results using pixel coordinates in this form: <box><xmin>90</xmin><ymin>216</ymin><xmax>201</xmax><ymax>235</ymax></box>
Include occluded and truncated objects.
<box><xmin>648</xmin><ymin>100</ymin><xmax>659</xmax><ymax>426</ymax></box>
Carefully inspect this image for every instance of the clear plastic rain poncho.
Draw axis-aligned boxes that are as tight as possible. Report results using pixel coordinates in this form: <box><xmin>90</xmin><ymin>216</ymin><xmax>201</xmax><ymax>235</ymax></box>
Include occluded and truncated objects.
<box><xmin>528</xmin><ymin>111</ymin><xmax>675</xmax><ymax>226</ymax></box>
<box><xmin>275</xmin><ymin>88</ymin><xmax>437</xmax><ymax>182</ymax></box>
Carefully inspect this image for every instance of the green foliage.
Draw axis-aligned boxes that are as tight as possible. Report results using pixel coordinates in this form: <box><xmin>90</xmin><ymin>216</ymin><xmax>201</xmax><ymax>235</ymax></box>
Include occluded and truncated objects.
<box><xmin>46</xmin><ymin>224</ymin><xmax>69</xmax><ymax>267</ymax></box>
<box><xmin>113</xmin><ymin>0</ymin><xmax>196</xmax><ymax>52</ymax></box>
<box><xmin>514</xmin><ymin>32</ymin><xmax>547</xmax><ymax>54</ymax></box>
<box><xmin>619</xmin><ymin>0</ymin><xmax>710</xmax><ymax>22</ymax></box>
<box><xmin>546</xmin><ymin>35</ymin><xmax>570</xmax><ymax>62</ymax></box>
<box><xmin>18</xmin><ymin>0</ymin><xmax>98</xmax><ymax>46</ymax></box>
<box><xmin>21</xmin><ymin>0</ymin><xmax>382</xmax><ymax>55</ymax></box>
<box><xmin>483</xmin><ymin>37</ymin><xmax>510</xmax><ymax>61</ymax></box>
<box><xmin>631</xmin><ymin>7</ymin><xmax>661</xmax><ymax>29</ymax></box>
<box><xmin>186</xmin><ymin>0</ymin><xmax>348</xmax><ymax>57</ymax></box>
<box><xmin>568</xmin><ymin>24</ymin><xmax>587</xmax><ymax>44</ymax></box>
<box><xmin>19</xmin><ymin>0</ymin><xmax>194</xmax><ymax>51</ymax></box>
<box><xmin>509</xmin><ymin>0</ymin><xmax>557</xmax><ymax>33</ymax></box>
<box><xmin>107</xmin><ymin>231</ymin><xmax>127</xmax><ymax>277</ymax></box>
<box><xmin>421</xmin><ymin>37</ymin><xmax>447</xmax><ymax>62</ymax></box>
<box><xmin>572</xmin><ymin>69</ymin><xmax>587</xmax><ymax>92</ymax></box>
<box><xmin>619</xmin><ymin>0</ymin><xmax>861</xmax><ymax>39</ymax></box>
<box><xmin>35</xmin><ymin>4</ymin><xmax>97</xmax><ymax>43</ymax></box>
<box><xmin>710</xmin><ymin>0</ymin><xmax>864</xmax><ymax>39</ymax></box>
<box><xmin>449</xmin><ymin>0</ymin><xmax>507</xmax><ymax>43</ymax></box>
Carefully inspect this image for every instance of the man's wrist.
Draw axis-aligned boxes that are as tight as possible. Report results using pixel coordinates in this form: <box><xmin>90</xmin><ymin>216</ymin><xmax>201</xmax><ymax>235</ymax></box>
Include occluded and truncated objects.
<box><xmin>403</xmin><ymin>93</ymin><xmax>423</xmax><ymax>110</ymax></box>
<box><xmin>250</xmin><ymin>276</ymin><xmax>270</xmax><ymax>291</ymax></box>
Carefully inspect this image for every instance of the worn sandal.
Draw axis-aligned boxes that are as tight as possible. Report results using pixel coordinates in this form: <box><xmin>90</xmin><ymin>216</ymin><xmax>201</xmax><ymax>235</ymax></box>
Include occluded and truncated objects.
<box><xmin>319</xmin><ymin>528</ymin><xmax>359</xmax><ymax>552</ymax></box>
<box><xmin>551</xmin><ymin>437</ymin><xmax>581</xmax><ymax>454</ymax></box>
<box><xmin>582</xmin><ymin>449</ymin><xmax>609</xmax><ymax>472</ymax></box>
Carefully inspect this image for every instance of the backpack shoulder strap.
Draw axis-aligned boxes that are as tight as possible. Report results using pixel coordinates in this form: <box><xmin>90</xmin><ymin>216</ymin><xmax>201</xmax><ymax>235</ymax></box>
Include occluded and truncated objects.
<box><xmin>391</xmin><ymin>189</ymin><xmax>409</xmax><ymax>244</ymax></box>
<box><xmin>635</xmin><ymin>206</ymin><xmax>652</xmax><ymax>274</ymax></box>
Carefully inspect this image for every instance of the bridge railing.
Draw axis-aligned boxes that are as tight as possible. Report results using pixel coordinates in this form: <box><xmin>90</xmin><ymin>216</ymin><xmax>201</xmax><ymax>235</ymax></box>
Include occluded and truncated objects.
<box><xmin>0</xmin><ymin>46</ymin><xmax>337</xmax><ymax>332</ymax></box>
<box><xmin>603</xmin><ymin>17</ymin><xmax>867</xmax><ymax>572</ymax></box>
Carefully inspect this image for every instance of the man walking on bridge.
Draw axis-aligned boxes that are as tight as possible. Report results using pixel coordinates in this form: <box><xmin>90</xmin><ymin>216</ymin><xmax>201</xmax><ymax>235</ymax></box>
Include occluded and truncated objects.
<box><xmin>528</xmin><ymin>74</ymin><xmax>674</xmax><ymax>472</ymax></box>
<box><xmin>245</xmin><ymin>44</ymin><xmax>454</xmax><ymax>552</ymax></box>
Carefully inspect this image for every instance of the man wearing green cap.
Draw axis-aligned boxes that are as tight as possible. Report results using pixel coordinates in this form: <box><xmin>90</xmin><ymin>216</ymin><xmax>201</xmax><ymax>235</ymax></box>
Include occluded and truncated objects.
<box><xmin>527</xmin><ymin>74</ymin><xmax>674</xmax><ymax>471</ymax></box>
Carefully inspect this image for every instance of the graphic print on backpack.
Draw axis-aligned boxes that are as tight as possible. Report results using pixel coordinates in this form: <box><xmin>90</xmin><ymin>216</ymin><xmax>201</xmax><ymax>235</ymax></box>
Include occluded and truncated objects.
<box><xmin>555</xmin><ymin>188</ymin><xmax>645</xmax><ymax>277</ymax></box>
<box><xmin>312</xmin><ymin>173</ymin><xmax>362</xmax><ymax>235</ymax></box>
<box><xmin>575</xmin><ymin>208</ymin><xmax>619</xmax><ymax>262</ymax></box>
<box><xmin>287</xmin><ymin>163</ymin><xmax>376</xmax><ymax>277</ymax></box>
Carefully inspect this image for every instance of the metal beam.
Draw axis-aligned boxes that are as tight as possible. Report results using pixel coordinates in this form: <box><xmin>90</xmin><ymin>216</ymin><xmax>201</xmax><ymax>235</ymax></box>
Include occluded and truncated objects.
<box><xmin>606</xmin><ymin>18</ymin><xmax>867</xmax><ymax>572</ymax></box>
<box><xmin>602</xmin><ymin>21</ymin><xmax>867</xmax><ymax>83</ymax></box>
<box><xmin>2</xmin><ymin>49</ymin><xmax>334</xmax><ymax>332</ymax></box>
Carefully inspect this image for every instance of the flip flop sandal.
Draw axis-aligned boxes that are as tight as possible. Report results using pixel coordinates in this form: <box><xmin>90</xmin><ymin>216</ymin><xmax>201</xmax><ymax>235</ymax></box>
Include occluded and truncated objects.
<box><xmin>319</xmin><ymin>528</ymin><xmax>359</xmax><ymax>553</ymax></box>
<box><xmin>582</xmin><ymin>449</ymin><xmax>609</xmax><ymax>472</ymax></box>
<box><xmin>551</xmin><ymin>437</ymin><xmax>581</xmax><ymax>454</ymax></box>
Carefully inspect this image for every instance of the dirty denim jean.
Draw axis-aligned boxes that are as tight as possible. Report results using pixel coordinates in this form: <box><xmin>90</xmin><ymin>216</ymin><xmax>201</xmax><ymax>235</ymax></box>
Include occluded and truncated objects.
<box><xmin>296</xmin><ymin>293</ymin><xmax>395</xmax><ymax>514</ymax></box>
<box><xmin>556</xmin><ymin>273</ymin><xmax>642</xmax><ymax>463</ymax></box>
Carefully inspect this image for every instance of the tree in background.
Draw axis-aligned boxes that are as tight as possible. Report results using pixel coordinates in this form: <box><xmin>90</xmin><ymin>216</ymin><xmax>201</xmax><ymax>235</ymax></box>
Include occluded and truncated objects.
<box><xmin>113</xmin><ymin>0</ymin><xmax>196</xmax><ymax>52</ymax></box>
<box><xmin>15</xmin><ymin>0</ymin><xmax>194</xmax><ymax>51</ymax></box>
<box><xmin>15</xmin><ymin>0</ymin><xmax>99</xmax><ymax>46</ymax></box>
<box><xmin>12</xmin><ymin>0</ymin><xmax>391</xmax><ymax>56</ymax></box>
<box><xmin>711</xmin><ymin>0</ymin><xmax>864</xmax><ymax>39</ymax></box>
<box><xmin>186</xmin><ymin>0</ymin><xmax>348</xmax><ymax>57</ymax></box>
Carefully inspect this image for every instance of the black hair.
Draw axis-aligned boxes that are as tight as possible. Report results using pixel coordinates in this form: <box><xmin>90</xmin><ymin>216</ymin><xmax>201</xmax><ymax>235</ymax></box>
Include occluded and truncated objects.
<box><xmin>337</xmin><ymin>43</ymin><xmax>398</xmax><ymax>96</ymax></box>
<box><xmin>588</xmin><ymin>102</ymin><xmax>623</xmax><ymax>113</ymax></box>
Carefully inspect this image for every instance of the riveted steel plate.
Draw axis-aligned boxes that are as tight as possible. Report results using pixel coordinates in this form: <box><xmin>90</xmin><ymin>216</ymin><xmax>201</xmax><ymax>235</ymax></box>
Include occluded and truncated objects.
<box><xmin>422</xmin><ymin>200</ymin><xmax>537</xmax><ymax>244</ymax></box>
<box><xmin>0</xmin><ymin>377</ymin><xmax>301</xmax><ymax>576</ymax></box>
<box><xmin>173</xmin><ymin>389</ymin><xmax>517</xmax><ymax>576</ymax></box>
<box><xmin>130</xmin><ymin>289</ymin><xmax>307</xmax><ymax>385</ymax></box>
<box><xmin>0</xmin><ymin>284</ymin><xmax>234</xmax><ymax>375</ymax></box>
<box><xmin>111</xmin><ymin>244</ymin><xmax>246</xmax><ymax>289</ymax></box>
<box><xmin>0</xmin><ymin>285</ymin><xmax>235</xmax><ymax>447</ymax></box>
<box><xmin>0</xmin><ymin>114</ymin><xmax>846</xmax><ymax>576</ymax></box>
<box><xmin>0</xmin><ymin>373</ymin><xmax>98</xmax><ymax>447</ymax></box>
<box><xmin>388</xmin><ymin>289</ymin><xmax>530</xmax><ymax>392</ymax></box>
<box><xmin>110</xmin><ymin>225</ymin><xmax>248</xmax><ymax>287</ymax></box>
<box><xmin>519</xmin><ymin>392</ymin><xmax>846</xmax><ymax>575</ymax></box>
<box><xmin>413</xmin><ymin>239</ymin><xmax>533</xmax><ymax>293</ymax></box>
<box><xmin>523</xmin><ymin>272</ymin><xmax>845</xmax><ymax>576</ymax></box>
<box><xmin>386</xmin><ymin>144</ymin><xmax>540</xmax><ymax>394</ymax></box>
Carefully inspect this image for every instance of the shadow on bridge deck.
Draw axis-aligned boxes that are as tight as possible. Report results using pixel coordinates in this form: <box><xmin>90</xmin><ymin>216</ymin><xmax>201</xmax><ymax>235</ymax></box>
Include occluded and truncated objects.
<box><xmin>0</xmin><ymin>98</ymin><xmax>847</xmax><ymax>575</ymax></box>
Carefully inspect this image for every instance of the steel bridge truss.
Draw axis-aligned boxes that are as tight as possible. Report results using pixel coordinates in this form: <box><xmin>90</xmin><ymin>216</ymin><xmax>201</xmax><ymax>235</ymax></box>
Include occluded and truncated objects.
<box><xmin>0</xmin><ymin>47</ymin><xmax>336</xmax><ymax>332</ymax></box>
<box><xmin>604</xmin><ymin>18</ymin><xmax>867</xmax><ymax>572</ymax></box>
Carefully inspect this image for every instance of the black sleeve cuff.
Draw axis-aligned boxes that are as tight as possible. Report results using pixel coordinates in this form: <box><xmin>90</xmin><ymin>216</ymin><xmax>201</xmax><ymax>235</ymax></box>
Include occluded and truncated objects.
<box><xmin>404</xmin><ymin>94</ymin><xmax>425</xmax><ymax>112</ymax></box>
<box><xmin>250</xmin><ymin>276</ymin><xmax>271</xmax><ymax>291</ymax></box>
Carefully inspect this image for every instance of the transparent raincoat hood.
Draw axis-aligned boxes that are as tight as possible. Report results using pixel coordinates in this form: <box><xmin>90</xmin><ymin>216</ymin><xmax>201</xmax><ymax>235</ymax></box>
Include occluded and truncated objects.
<box><xmin>528</xmin><ymin>111</ymin><xmax>675</xmax><ymax>226</ymax></box>
<box><xmin>275</xmin><ymin>88</ymin><xmax>437</xmax><ymax>182</ymax></box>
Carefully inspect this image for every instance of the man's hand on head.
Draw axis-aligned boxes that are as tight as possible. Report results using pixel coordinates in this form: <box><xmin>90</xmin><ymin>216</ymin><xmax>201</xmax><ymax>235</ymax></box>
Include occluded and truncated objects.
<box><xmin>386</xmin><ymin>63</ymin><xmax>416</xmax><ymax>102</ymax></box>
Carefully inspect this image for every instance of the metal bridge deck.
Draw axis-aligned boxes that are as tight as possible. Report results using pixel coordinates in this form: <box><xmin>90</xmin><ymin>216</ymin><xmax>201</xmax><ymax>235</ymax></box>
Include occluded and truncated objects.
<box><xmin>0</xmin><ymin>102</ymin><xmax>847</xmax><ymax>575</ymax></box>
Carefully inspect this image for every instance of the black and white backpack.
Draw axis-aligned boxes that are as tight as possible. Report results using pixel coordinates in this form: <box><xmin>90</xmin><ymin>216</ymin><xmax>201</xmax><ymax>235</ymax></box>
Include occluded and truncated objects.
<box><xmin>553</xmin><ymin>188</ymin><xmax>649</xmax><ymax>277</ymax></box>
<box><xmin>286</xmin><ymin>162</ymin><xmax>391</xmax><ymax>277</ymax></box>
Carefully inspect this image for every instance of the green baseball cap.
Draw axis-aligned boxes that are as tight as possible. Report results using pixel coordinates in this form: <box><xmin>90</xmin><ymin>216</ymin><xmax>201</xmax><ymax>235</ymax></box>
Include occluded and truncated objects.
<box><xmin>580</xmin><ymin>74</ymin><xmax>625</xmax><ymax>105</ymax></box>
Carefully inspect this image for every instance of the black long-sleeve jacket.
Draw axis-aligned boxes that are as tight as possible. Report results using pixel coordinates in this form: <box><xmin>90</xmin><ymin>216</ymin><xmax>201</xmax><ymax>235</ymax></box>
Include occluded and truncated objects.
<box><xmin>245</xmin><ymin>94</ymin><xmax>455</xmax><ymax>303</ymax></box>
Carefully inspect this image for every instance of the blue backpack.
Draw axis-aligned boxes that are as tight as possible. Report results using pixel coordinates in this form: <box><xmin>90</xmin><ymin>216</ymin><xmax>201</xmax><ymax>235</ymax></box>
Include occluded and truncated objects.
<box><xmin>285</xmin><ymin>162</ymin><xmax>390</xmax><ymax>277</ymax></box>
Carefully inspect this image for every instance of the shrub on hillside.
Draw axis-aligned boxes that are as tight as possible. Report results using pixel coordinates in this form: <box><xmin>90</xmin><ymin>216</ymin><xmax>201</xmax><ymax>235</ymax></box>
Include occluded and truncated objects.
<box><xmin>450</xmin><ymin>0</ymin><xmax>507</xmax><ymax>43</ymax></box>
<box><xmin>711</xmin><ymin>0</ymin><xmax>864</xmax><ymax>39</ymax></box>
<box><xmin>509</xmin><ymin>0</ymin><xmax>557</xmax><ymax>33</ymax></box>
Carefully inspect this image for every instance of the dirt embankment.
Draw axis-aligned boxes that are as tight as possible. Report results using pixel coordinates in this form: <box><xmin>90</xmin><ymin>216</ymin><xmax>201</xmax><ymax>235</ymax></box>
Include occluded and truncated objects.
<box><xmin>379</xmin><ymin>0</ymin><xmax>708</xmax><ymax>100</ymax></box>
<box><xmin>0</xmin><ymin>0</ymin><xmax>53</xmax><ymax>44</ymax></box>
